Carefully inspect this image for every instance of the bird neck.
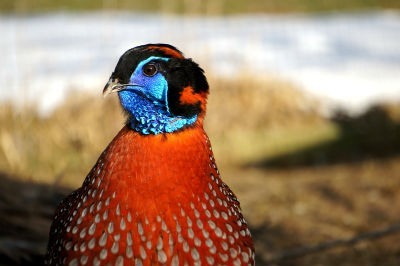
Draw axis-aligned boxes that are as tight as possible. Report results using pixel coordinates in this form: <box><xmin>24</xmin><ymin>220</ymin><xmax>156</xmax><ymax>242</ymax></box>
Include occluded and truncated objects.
<box><xmin>83</xmin><ymin>122</ymin><xmax>217</xmax><ymax>205</ymax></box>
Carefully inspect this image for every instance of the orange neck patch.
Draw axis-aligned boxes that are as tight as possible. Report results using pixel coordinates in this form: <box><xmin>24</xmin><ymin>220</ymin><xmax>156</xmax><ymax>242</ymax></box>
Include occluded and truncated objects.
<box><xmin>180</xmin><ymin>86</ymin><xmax>208</xmax><ymax>111</ymax></box>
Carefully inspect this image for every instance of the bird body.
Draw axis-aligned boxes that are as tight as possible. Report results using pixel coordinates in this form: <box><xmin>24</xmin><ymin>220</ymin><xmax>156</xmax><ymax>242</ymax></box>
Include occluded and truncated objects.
<box><xmin>45</xmin><ymin>44</ymin><xmax>254</xmax><ymax>265</ymax></box>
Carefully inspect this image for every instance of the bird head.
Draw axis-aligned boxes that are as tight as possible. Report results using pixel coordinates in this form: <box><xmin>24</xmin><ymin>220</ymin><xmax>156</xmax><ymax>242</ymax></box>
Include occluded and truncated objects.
<box><xmin>103</xmin><ymin>44</ymin><xmax>209</xmax><ymax>135</ymax></box>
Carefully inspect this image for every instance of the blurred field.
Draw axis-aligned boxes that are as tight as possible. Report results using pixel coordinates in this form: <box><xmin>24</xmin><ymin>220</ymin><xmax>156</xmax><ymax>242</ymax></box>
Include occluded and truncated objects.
<box><xmin>1</xmin><ymin>76</ymin><xmax>400</xmax><ymax>265</ymax></box>
<box><xmin>1</xmin><ymin>0</ymin><xmax>399</xmax><ymax>14</ymax></box>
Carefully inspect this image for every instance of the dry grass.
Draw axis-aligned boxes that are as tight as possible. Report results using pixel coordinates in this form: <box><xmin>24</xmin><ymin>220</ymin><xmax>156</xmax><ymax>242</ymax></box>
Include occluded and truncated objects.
<box><xmin>0</xmin><ymin>76</ymin><xmax>400</xmax><ymax>265</ymax></box>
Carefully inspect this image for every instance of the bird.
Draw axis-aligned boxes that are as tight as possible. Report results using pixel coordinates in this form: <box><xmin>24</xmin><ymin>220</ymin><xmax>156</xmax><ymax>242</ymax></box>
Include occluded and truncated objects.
<box><xmin>45</xmin><ymin>43</ymin><xmax>255</xmax><ymax>266</ymax></box>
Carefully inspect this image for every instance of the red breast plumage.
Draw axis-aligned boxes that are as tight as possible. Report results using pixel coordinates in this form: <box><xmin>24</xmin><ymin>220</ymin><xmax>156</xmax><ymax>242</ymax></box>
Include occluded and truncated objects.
<box><xmin>45</xmin><ymin>44</ymin><xmax>254</xmax><ymax>265</ymax></box>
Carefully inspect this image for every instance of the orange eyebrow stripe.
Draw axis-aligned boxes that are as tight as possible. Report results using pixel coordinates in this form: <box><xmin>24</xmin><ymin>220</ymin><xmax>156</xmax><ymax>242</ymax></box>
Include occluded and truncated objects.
<box><xmin>146</xmin><ymin>45</ymin><xmax>185</xmax><ymax>59</ymax></box>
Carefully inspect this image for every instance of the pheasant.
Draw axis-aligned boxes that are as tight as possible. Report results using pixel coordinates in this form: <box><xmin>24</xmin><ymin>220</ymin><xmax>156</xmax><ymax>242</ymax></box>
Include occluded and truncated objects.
<box><xmin>45</xmin><ymin>44</ymin><xmax>255</xmax><ymax>266</ymax></box>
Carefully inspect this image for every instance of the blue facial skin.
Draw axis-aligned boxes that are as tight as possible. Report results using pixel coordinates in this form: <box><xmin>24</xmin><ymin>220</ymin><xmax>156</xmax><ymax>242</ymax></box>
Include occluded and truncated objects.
<box><xmin>118</xmin><ymin>56</ymin><xmax>198</xmax><ymax>135</ymax></box>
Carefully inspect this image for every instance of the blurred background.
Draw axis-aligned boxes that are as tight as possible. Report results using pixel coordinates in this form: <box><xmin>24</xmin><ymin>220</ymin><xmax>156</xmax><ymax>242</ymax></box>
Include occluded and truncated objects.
<box><xmin>0</xmin><ymin>0</ymin><xmax>400</xmax><ymax>265</ymax></box>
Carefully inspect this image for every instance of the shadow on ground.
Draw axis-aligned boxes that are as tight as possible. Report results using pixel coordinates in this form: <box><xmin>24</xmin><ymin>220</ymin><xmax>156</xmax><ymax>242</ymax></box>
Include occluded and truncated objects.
<box><xmin>0</xmin><ymin>172</ymin><xmax>70</xmax><ymax>265</ymax></box>
<box><xmin>246</xmin><ymin>104</ymin><xmax>400</xmax><ymax>169</ymax></box>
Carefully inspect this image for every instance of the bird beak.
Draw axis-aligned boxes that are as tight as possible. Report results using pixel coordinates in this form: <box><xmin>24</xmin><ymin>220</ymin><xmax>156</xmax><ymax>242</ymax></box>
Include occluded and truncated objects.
<box><xmin>103</xmin><ymin>78</ymin><xmax>123</xmax><ymax>97</ymax></box>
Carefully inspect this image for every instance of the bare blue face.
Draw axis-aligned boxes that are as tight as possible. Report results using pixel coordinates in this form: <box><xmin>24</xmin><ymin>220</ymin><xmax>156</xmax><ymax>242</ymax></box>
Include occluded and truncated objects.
<box><xmin>118</xmin><ymin>56</ymin><xmax>197</xmax><ymax>135</ymax></box>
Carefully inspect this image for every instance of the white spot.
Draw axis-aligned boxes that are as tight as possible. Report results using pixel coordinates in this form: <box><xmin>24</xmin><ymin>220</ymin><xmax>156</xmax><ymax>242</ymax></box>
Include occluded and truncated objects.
<box><xmin>111</xmin><ymin>242</ymin><xmax>119</xmax><ymax>254</ymax></box>
<box><xmin>202</xmin><ymin>229</ymin><xmax>210</xmax><ymax>238</ymax></box>
<box><xmin>140</xmin><ymin>246</ymin><xmax>147</xmax><ymax>260</ymax></box>
<box><xmin>183</xmin><ymin>241</ymin><xmax>189</xmax><ymax>253</ymax></box>
<box><xmin>137</xmin><ymin>222</ymin><xmax>144</xmax><ymax>235</ymax></box>
<box><xmin>176</xmin><ymin>222</ymin><xmax>182</xmax><ymax>233</ymax></box>
<box><xmin>126</xmin><ymin>232</ymin><xmax>133</xmax><ymax>246</ymax></box>
<box><xmin>157</xmin><ymin>236</ymin><xmax>163</xmax><ymax>250</ymax></box>
<box><xmin>186</xmin><ymin>217</ymin><xmax>192</xmax><ymax>227</ymax></box>
<box><xmin>79</xmin><ymin>228</ymin><xmax>87</xmax><ymax>239</ymax></box>
<box><xmin>161</xmin><ymin>220</ymin><xmax>168</xmax><ymax>231</ymax></box>
<box><xmin>230</xmin><ymin>248</ymin><xmax>238</xmax><ymax>258</ymax></box>
<box><xmin>108</xmin><ymin>222</ymin><xmax>114</xmax><ymax>234</ymax></box>
<box><xmin>116</xmin><ymin>204</ymin><xmax>121</xmax><ymax>216</ymax></box>
<box><xmin>204</xmin><ymin>193</ymin><xmax>209</xmax><ymax>200</ymax></box>
<box><xmin>99</xmin><ymin>232</ymin><xmax>107</xmax><ymax>247</ymax></box>
<box><xmin>103</xmin><ymin>210</ymin><xmax>109</xmax><ymax>220</ymax></box>
<box><xmin>221</xmin><ymin>241</ymin><xmax>229</xmax><ymax>251</ymax></box>
<box><xmin>241</xmin><ymin>252</ymin><xmax>249</xmax><ymax>263</ymax></box>
<box><xmin>88</xmin><ymin>223</ymin><xmax>96</xmax><ymax>235</ymax></box>
<box><xmin>219</xmin><ymin>253</ymin><xmax>229</xmax><ymax>262</ymax></box>
<box><xmin>115</xmin><ymin>256</ymin><xmax>124</xmax><ymax>266</ymax></box>
<box><xmin>233</xmin><ymin>258</ymin><xmax>241</xmax><ymax>266</ymax></box>
<box><xmin>68</xmin><ymin>258</ymin><xmax>78</xmax><ymax>266</ymax></box>
<box><xmin>146</xmin><ymin>240</ymin><xmax>152</xmax><ymax>250</ymax></box>
<box><xmin>157</xmin><ymin>250</ymin><xmax>167</xmax><ymax>263</ymax></box>
<box><xmin>217</xmin><ymin>198</ymin><xmax>223</xmax><ymax>206</ymax></box>
<box><xmin>76</xmin><ymin>217</ymin><xmax>83</xmax><ymax>225</ymax></box>
<box><xmin>205</xmin><ymin>238</ymin><xmax>213</xmax><ymax>248</ymax></box>
<box><xmin>221</xmin><ymin>212</ymin><xmax>228</xmax><ymax>221</ymax></box>
<box><xmin>89</xmin><ymin>204</ymin><xmax>95</xmax><ymax>213</ymax></box>
<box><xmin>93</xmin><ymin>257</ymin><xmax>100</xmax><ymax>266</ymax></box>
<box><xmin>206</xmin><ymin>256</ymin><xmax>214</xmax><ymax>265</ymax></box>
<box><xmin>209</xmin><ymin>199</ymin><xmax>215</xmax><ymax>207</ymax></box>
<box><xmin>171</xmin><ymin>255</ymin><xmax>179</xmax><ymax>266</ymax></box>
<box><xmin>120</xmin><ymin>218</ymin><xmax>126</xmax><ymax>230</ymax></box>
<box><xmin>94</xmin><ymin>214</ymin><xmax>100</xmax><ymax>224</ymax></box>
<box><xmin>80</xmin><ymin>255</ymin><xmax>88</xmax><ymax>265</ymax></box>
<box><xmin>178</xmin><ymin>234</ymin><xmax>184</xmax><ymax>243</ymax></box>
<box><xmin>96</xmin><ymin>201</ymin><xmax>102</xmax><ymax>212</ymax></box>
<box><xmin>134</xmin><ymin>258</ymin><xmax>143</xmax><ymax>266</ymax></box>
<box><xmin>209</xmin><ymin>245</ymin><xmax>216</xmax><ymax>254</ymax></box>
<box><xmin>114</xmin><ymin>233</ymin><xmax>121</xmax><ymax>241</ymax></box>
<box><xmin>92</xmin><ymin>189</ymin><xmax>97</xmax><ymax>198</ymax></box>
<box><xmin>188</xmin><ymin>228</ymin><xmax>194</xmax><ymax>239</ymax></box>
<box><xmin>194</xmin><ymin>237</ymin><xmax>201</xmax><ymax>247</ymax></box>
<box><xmin>127</xmin><ymin>212</ymin><xmax>132</xmax><ymax>222</ymax></box>
<box><xmin>196</xmin><ymin>219</ymin><xmax>203</xmax><ymax>229</ymax></box>
<box><xmin>72</xmin><ymin>226</ymin><xmax>78</xmax><ymax>234</ymax></box>
<box><xmin>208</xmin><ymin>220</ymin><xmax>216</xmax><ymax>230</ymax></box>
<box><xmin>100</xmin><ymin>249</ymin><xmax>107</xmax><ymax>260</ymax></box>
<box><xmin>81</xmin><ymin>207</ymin><xmax>88</xmax><ymax>217</ymax></box>
<box><xmin>126</xmin><ymin>246</ymin><xmax>133</xmax><ymax>258</ymax></box>
<box><xmin>88</xmin><ymin>238</ymin><xmax>96</xmax><ymax>250</ymax></box>
<box><xmin>65</xmin><ymin>241</ymin><xmax>72</xmax><ymax>251</ymax></box>
<box><xmin>215</xmin><ymin>227</ymin><xmax>223</xmax><ymax>238</ymax></box>
<box><xmin>80</xmin><ymin>242</ymin><xmax>86</xmax><ymax>252</ymax></box>
<box><xmin>213</xmin><ymin>210</ymin><xmax>220</xmax><ymax>218</ymax></box>
<box><xmin>105</xmin><ymin>197</ymin><xmax>110</xmax><ymax>206</ymax></box>
<box><xmin>191</xmin><ymin>248</ymin><xmax>200</xmax><ymax>261</ymax></box>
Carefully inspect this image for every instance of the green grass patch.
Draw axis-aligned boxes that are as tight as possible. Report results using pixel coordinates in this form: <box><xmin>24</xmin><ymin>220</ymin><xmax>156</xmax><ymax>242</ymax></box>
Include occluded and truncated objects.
<box><xmin>1</xmin><ymin>0</ymin><xmax>398</xmax><ymax>14</ymax></box>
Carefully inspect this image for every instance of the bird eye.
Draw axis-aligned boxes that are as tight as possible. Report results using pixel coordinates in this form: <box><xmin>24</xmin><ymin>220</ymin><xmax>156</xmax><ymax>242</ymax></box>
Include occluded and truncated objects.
<box><xmin>143</xmin><ymin>63</ymin><xmax>158</xmax><ymax>77</ymax></box>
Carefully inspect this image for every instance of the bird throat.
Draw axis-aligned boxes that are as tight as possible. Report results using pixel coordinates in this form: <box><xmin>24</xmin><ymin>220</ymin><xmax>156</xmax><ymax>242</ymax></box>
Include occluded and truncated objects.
<box><xmin>121</xmin><ymin>92</ymin><xmax>198</xmax><ymax>135</ymax></box>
